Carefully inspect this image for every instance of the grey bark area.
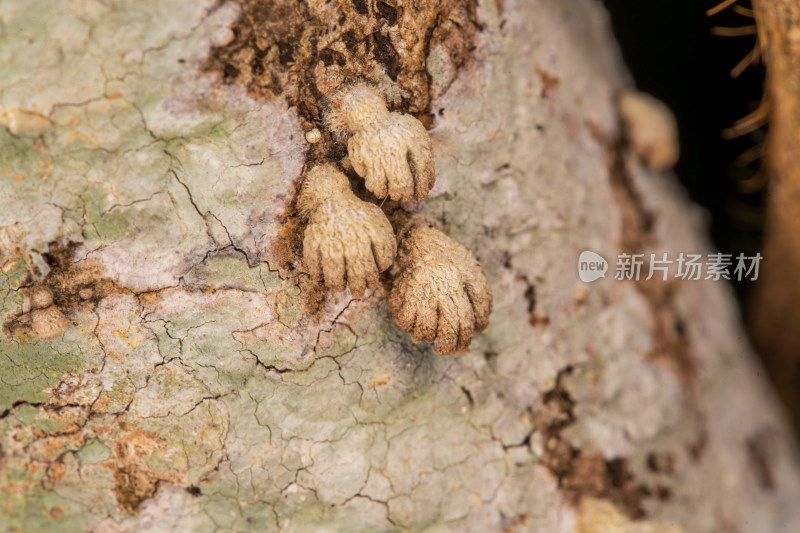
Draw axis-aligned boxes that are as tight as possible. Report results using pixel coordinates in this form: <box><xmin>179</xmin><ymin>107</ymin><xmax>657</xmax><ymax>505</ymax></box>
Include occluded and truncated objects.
<box><xmin>0</xmin><ymin>0</ymin><xmax>799</xmax><ymax>532</ymax></box>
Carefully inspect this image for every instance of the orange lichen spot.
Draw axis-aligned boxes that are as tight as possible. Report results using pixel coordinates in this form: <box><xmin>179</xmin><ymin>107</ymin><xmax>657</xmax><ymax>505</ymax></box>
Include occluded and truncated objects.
<box><xmin>368</xmin><ymin>376</ymin><xmax>391</xmax><ymax>389</ymax></box>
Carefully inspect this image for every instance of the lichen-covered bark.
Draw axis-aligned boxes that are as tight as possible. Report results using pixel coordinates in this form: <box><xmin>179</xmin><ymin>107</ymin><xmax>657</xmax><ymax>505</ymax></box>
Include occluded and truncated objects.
<box><xmin>1</xmin><ymin>1</ymin><xmax>799</xmax><ymax>532</ymax></box>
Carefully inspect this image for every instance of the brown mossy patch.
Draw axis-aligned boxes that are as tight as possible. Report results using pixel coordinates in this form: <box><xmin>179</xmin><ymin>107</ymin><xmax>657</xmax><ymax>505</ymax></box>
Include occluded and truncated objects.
<box><xmin>536</xmin><ymin>367</ymin><xmax>650</xmax><ymax>519</ymax></box>
<box><xmin>206</xmin><ymin>0</ymin><xmax>481</xmax><ymax>136</ymax></box>
<box><xmin>4</xmin><ymin>241</ymin><xmax>126</xmax><ymax>338</ymax></box>
<box><xmin>114</xmin><ymin>463</ymin><xmax>160</xmax><ymax>513</ymax></box>
<box><xmin>39</xmin><ymin>241</ymin><xmax>124</xmax><ymax>311</ymax></box>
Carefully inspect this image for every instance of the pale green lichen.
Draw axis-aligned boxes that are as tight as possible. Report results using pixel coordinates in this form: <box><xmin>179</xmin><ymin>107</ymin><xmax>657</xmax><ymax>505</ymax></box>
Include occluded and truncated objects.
<box><xmin>0</xmin><ymin>337</ymin><xmax>94</xmax><ymax>411</ymax></box>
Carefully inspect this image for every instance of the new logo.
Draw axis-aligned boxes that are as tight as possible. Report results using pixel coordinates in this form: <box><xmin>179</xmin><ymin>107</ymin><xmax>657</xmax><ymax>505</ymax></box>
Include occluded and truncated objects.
<box><xmin>578</xmin><ymin>251</ymin><xmax>608</xmax><ymax>282</ymax></box>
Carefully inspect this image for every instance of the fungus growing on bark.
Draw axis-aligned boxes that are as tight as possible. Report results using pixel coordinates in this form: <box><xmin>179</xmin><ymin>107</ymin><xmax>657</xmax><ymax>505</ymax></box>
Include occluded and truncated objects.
<box><xmin>388</xmin><ymin>220</ymin><xmax>492</xmax><ymax>355</ymax></box>
<box><xmin>29</xmin><ymin>286</ymin><xmax>54</xmax><ymax>309</ymax></box>
<box><xmin>326</xmin><ymin>84</ymin><xmax>435</xmax><ymax>202</ymax></box>
<box><xmin>618</xmin><ymin>90</ymin><xmax>680</xmax><ymax>171</ymax></box>
<box><xmin>0</xmin><ymin>107</ymin><xmax>52</xmax><ymax>137</ymax></box>
<box><xmin>305</xmin><ymin>127</ymin><xmax>322</xmax><ymax>144</ymax></box>
<box><xmin>26</xmin><ymin>286</ymin><xmax>67</xmax><ymax>340</ymax></box>
<box><xmin>298</xmin><ymin>163</ymin><xmax>397</xmax><ymax>297</ymax></box>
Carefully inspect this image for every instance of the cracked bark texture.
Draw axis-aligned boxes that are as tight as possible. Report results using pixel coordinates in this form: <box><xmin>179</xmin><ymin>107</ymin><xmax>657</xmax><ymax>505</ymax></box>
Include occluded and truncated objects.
<box><xmin>1</xmin><ymin>1</ymin><xmax>799</xmax><ymax>532</ymax></box>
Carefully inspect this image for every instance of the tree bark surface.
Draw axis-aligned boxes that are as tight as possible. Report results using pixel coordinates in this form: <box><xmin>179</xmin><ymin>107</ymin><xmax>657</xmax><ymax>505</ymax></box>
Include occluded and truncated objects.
<box><xmin>1</xmin><ymin>0</ymin><xmax>799</xmax><ymax>532</ymax></box>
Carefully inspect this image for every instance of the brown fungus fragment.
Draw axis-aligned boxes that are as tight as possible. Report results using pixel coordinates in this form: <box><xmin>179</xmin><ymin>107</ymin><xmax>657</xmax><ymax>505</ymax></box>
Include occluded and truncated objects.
<box><xmin>326</xmin><ymin>84</ymin><xmax>435</xmax><ymax>202</ymax></box>
<box><xmin>389</xmin><ymin>220</ymin><xmax>492</xmax><ymax>355</ymax></box>
<box><xmin>298</xmin><ymin>163</ymin><xmax>397</xmax><ymax>298</ymax></box>
<box><xmin>576</xmin><ymin>498</ymin><xmax>686</xmax><ymax>533</ymax></box>
<box><xmin>29</xmin><ymin>285</ymin><xmax>55</xmax><ymax>309</ymax></box>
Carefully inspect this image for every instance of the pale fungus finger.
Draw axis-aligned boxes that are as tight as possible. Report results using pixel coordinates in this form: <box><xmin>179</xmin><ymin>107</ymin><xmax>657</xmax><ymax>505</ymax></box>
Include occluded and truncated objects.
<box><xmin>361</xmin><ymin>250</ymin><xmax>382</xmax><ymax>292</ymax></box>
<box><xmin>348</xmin><ymin>134</ymin><xmax>390</xmax><ymax>199</ymax></box>
<box><xmin>370</xmin><ymin>237</ymin><xmax>395</xmax><ymax>273</ymax></box>
<box><xmin>302</xmin><ymin>236</ymin><xmax>323</xmax><ymax>281</ymax></box>
<box><xmin>410</xmin><ymin>289</ymin><xmax>439</xmax><ymax>344</ymax></box>
<box><xmin>322</xmin><ymin>240</ymin><xmax>347</xmax><ymax>292</ymax></box>
<box><xmin>380</xmin><ymin>134</ymin><xmax>415</xmax><ymax>201</ymax></box>
<box><xmin>434</xmin><ymin>297</ymin><xmax>462</xmax><ymax>355</ymax></box>
<box><xmin>407</xmin><ymin>133</ymin><xmax>436</xmax><ymax>199</ymax></box>
<box><xmin>299</xmin><ymin>163</ymin><xmax>397</xmax><ymax>297</ymax></box>
<box><xmin>432</xmin><ymin>287</ymin><xmax>475</xmax><ymax>355</ymax></box>
<box><xmin>390</xmin><ymin>266</ymin><xmax>437</xmax><ymax>344</ymax></box>
<box><xmin>464</xmin><ymin>275</ymin><xmax>492</xmax><ymax>332</ymax></box>
<box><xmin>345</xmin><ymin>248</ymin><xmax>368</xmax><ymax>298</ymax></box>
<box><xmin>451</xmin><ymin>290</ymin><xmax>476</xmax><ymax>347</ymax></box>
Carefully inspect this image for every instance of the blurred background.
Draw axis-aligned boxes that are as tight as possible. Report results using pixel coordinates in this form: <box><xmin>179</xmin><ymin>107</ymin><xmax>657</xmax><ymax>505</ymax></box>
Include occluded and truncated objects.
<box><xmin>603</xmin><ymin>0</ymin><xmax>764</xmax><ymax>275</ymax></box>
<box><xmin>601</xmin><ymin>0</ymin><xmax>800</xmax><ymax>432</ymax></box>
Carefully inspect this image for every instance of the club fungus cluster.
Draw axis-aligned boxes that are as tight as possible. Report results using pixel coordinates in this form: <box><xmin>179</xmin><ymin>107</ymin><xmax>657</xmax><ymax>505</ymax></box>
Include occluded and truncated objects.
<box><xmin>298</xmin><ymin>83</ymin><xmax>492</xmax><ymax>355</ymax></box>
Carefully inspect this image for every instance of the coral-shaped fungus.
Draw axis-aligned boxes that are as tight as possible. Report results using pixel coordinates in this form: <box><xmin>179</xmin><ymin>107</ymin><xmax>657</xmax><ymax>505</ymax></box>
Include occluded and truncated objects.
<box><xmin>389</xmin><ymin>220</ymin><xmax>492</xmax><ymax>355</ymax></box>
<box><xmin>326</xmin><ymin>84</ymin><xmax>435</xmax><ymax>202</ymax></box>
<box><xmin>618</xmin><ymin>89</ymin><xmax>679</xmax><ymax>171</ymax></box>
<box><xmin>299</xmin><ymin>163</ymin><xmax>397</xmax><ymax>297</ymax></box>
